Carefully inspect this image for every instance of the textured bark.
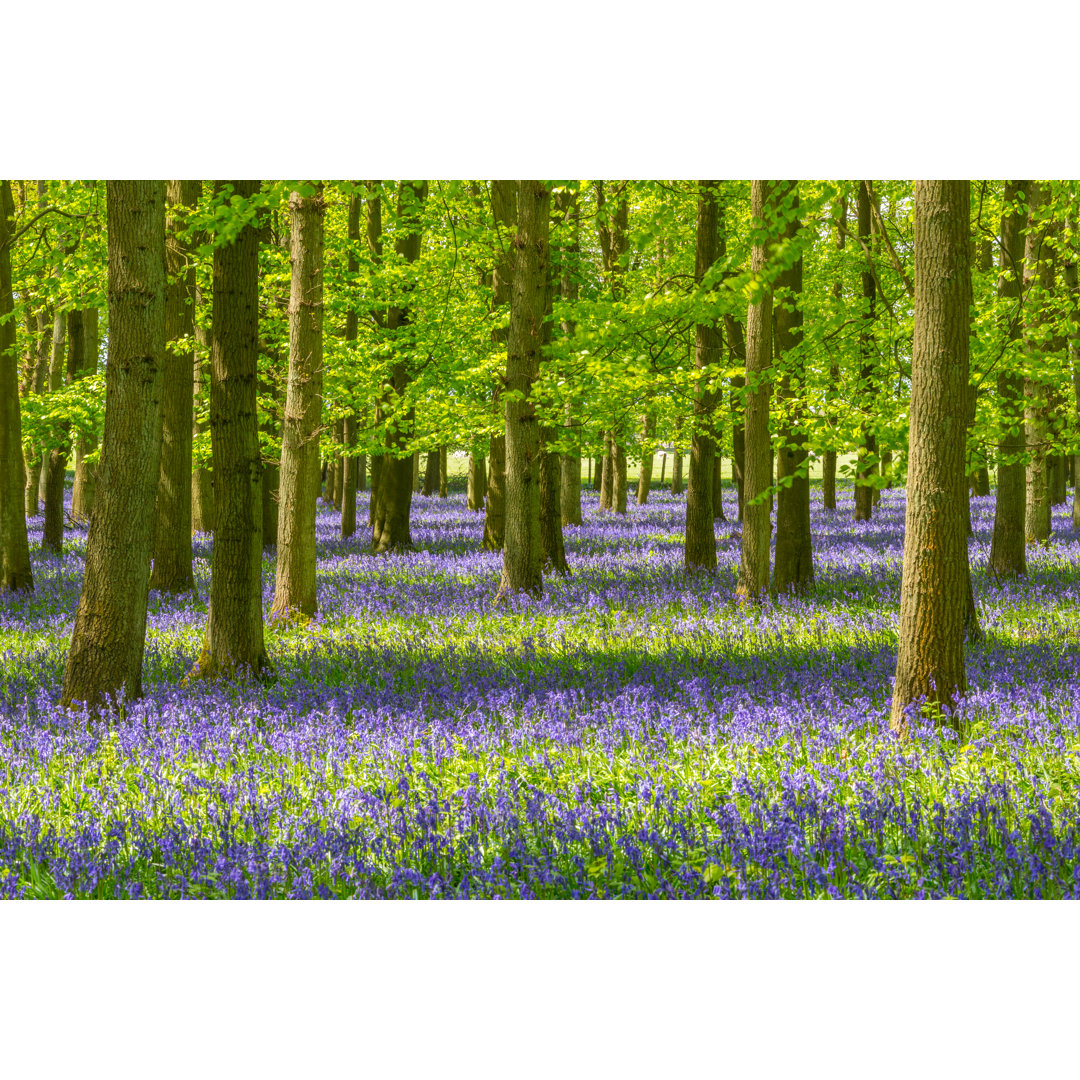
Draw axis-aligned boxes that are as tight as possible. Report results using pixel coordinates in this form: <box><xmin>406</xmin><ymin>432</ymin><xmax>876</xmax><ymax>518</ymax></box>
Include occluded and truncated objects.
<box><xmin>1066</xmin><ymin>256</ymin><xmax>1080</xmax><ymax>530</ymax></box>
<box><xmin>724</xmin><ymin>315</ymin><xmax>747</xmax><ymax>520</ymax></box>
<box><xmin>854</xmin><ymin>181</ymin><xmax>877</xmax><ymax>522</ymax></box>
<box><xmin>637</xmin><ymin>412</ymin><xmax>656</xmax><ymax>505</ymax></box>
<box><xmin>540</xmin><ymin>444</ymin><xmax>568</xmax><ymax>576</ymax></box>
<box><xmin>671</xmin><ymin>444</ymin><xmax>683</xmax><ymax>495</ymax></box>
<box><xmin>422</xmin><ymin>448</ymin><xmax>439</xmax><ymax>496</ymax></box>
<box><xmin>439</xmin><ymin>446</ymin><xmax>447</xmax><ymax>497</ymax></box>
<box><xmin>1023</xmin><ymin>183</ymin><xmax>1053</xmax><ymax>545</ymax></box>
<box><xmin>201</xmin><ymin>179</ymin><xmax>267</xmax><ymax>679</ymax></box>
<box><xmin>149</xmin><ymin>180</ymin><xmax>199</xmax><ymax>591</ymax></box>
<box><xmin>737</xmin><ymin>181</ymin><xmax>775</xmax><ymax>602</ymax></box>
<box><xmin>593</xmin><ymin>456</ymin><xmax>603</xmax><ymax>491</ymax></box>
<box><xmin>599</xmin><ymin>432</ymin><xmax>614</xmax><ymax>510</ymax></box>
<box><xmin>39</xmin><ymin>311</ymin><xmax>66</xmax><ymax>551</ymax></box>
<box><xmin>71</xmin><ymin>307</ymin><xmax>99</xmax><ymax>524</ymax></box>
<box><xmin>772</xmin><ymin>182</ymin><xmax>814</xmax><ymax>595</ymax></box>
<box><xmin>889</xmin><ymin>181</ymin><xmax>971</xmax><ymax>734</ymax></box>
<box><xmin>190</xmin><ymin>280</ymin><xmax>213</xmax><ymax>533</ymax></box>
<box><xmin>270</xmin><ymin>186</ymin><xmax>325</xmax><ymax>621</ymax></box>
<box><xmin>555</xmin><ymin>189</ymin><xmax>583</xmax><ymax>527</ymax></box>
<box><xmin>482</xmin><ymin>181</ymin><xmax>516</xmax><ymax>552</ymax></box>
<box><xmin>0</xmin><ymin>180</ymin><xmax>34</xmax><ymax>590</ymax></box>
<box><xmin>496</xmin><ymin>181</ymin><xmax>548</xmax><ymax>601</ymax></box>
<box><xmin>685</xmin><ymin>180</ymin><xmax>721</xmax><ymax>574</ymax></box>
<box><xmin>613</xmin><ymin>438</ymin><xmax>627</xmax><ymax>514</ymax></box>
<box><xmin>712</xmin><ymin>452</ymin><xmax>725</xmax><ymax>521</ymax></box>
<box><xmin>467</xmin><ymin>452</ymin><xmax>486</xmax><ymax>511</ymax></box>
<box><xmin>824</xmin><ymin>196</ymin><xmax>846</xmax><ymax>512</ymax></box>
<box><xmin>61</xmin><ymin>181</ymin><xmax>167</xmax><ymax>709</ymax></box>
<box><xmin>372</xmin><ymin>182</ymin><xmax>427</xmax><ymax>555</ymax></box>
<box><xmin>341</xmin><ymin>414</ymin><xmax>357</xmax><ymax>539</ymax></box>
<box><xmin>988</xmin><ymin>181</ymin><xmax>1030</xmax><ymax>578</ymax></box>
<box><xmin>331</xmin><ymin>418</ymin><xmax>345</xmax><ymax>510</ymax></box>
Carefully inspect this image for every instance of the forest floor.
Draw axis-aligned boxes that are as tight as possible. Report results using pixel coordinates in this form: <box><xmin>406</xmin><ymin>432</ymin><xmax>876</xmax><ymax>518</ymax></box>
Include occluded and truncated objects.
<box><xmin>2</xmin><ymin>482</ymin><xmax>1080</xmax><ymax>898</ymax></box>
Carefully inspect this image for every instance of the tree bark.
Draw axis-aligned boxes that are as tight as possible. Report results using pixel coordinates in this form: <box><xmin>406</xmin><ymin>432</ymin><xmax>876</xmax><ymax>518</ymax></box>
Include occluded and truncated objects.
<box><xmin>482</xmin><ymin>180</ymin><xmax>515</xmax><ymax>552</ymax></box>
<box><xmin>823</xmin><ymin>196</ymin><xmax>846</xmax><ymax>512</ymax></box>
<box><xmin>40</xmin><ymin>310</ymin><xmax>66</xmax><ymax>552</ymax></box>
<box><xmin>637</xmin><ymin>412</ymin><xmax>656</xmax><ymax>505</ymax></box>
<box><xmin>341</xmin><ymin>414</ymin><xmax>357</xmax><ymax>539</ymax></box>
<box><xmin>772</xmin><ymin>182</ymin><xmax>814</xmax><ymax>595</ymax></box>
<box><xmin>270</xmin><ymin>185</ymin><xmax>325</xmax><ymax>621</ymax></box>
<box><xmin>0</xmin><ymin>180</ymin><xmax>34</xmax><ymax>591</ymax></box>
<box><xmin>854</xmin><ymin>181</ymin><xmax>877</xmax><ymax>522</ymax></box>
<box><xmin>685</xmin><ymin>180</ymin><xmax>721</xmax><ymax>574</ymax></box>
<box><xmin>61</xmin><ymin>181</ymin><xmax>167</xmax><ymax>709</ymax></box>
<box><xmin>988</xmin><ymin>181</ymin><xmax>1031</xmax><ymax>579</ymax></box>
<box><xmin>372</xmin><ymin>181</ymin><xmax>427</xmax><ymax>554</ymax></box>
<box><xmin>1065</xmin><ymin>255</ymin><xmax>1080</xmax><ymax>530</ymax></box>
<box><xmin>71</xmin><ymin>307</ymin><xmax>99</xmax><ymax>525</ymax></box>
<box><xmin>889</xmin><ymin>181</ymin><xmax>971</xmax><ymax>734</ymax></box>
<box><xmin>190</xmin><ymin>280</ymin><xmax>213</xmax><ymax>533</ymax></box>
<box><xmin>1023</xmin><ymin>182</ymin><xmax>1053</xmax><ymax>545</ymax></box>
<box><xmin>496</xmin><ymin>181</ymin><xmax>548</xmax><ymax>601</ymax></box>
<box><xmin>422</xmin><ymin>448</ymin><xmax>439</xmax><ymax>496</ymax></box>
<box><xmin>737</xmin><ymin>181</ymin><xmax>775</xmax><ymax>602</ymax></box>
<box><xmin>468</xmin><ymin>451</ymin><xmax>486</xmax><ymax>511</ymax></box>
<box><xmin>555</xmin><ymin>188</ymin><xmax>583</xmax><ymax>527</ymax></box>
<box><xmin>149</xmin><ymin>179</ymin><xmax>199</xmax><ymax>591</ymax></box>
<box><xmin>724</xmin><ymin>314</ymin><xmax>747</xmax><ymax>520</ymax></box>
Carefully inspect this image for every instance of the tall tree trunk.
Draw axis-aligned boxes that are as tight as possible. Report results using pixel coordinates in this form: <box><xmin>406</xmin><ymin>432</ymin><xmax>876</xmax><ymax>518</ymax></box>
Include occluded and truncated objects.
<box><xmin>854</xmin><ymin>180</ymin><xmax>877</xmax><ymax>522</ymax></box>
<box><xmin>270</xmin><ymin>185</ymin><xmax>325</xmax><ymax>621</ymax></box>
<box><xmin>71</xmin><ymin>307</ymin><xmax>99</xmax><ymax>525</ymax></box>
<box><xmin>200</xmin><ymin>179</ymin><xmax>267</xmax><ymax>679</ymax></box>
<box><xmin>341</xmin><ymin>414</ymin><xmax>357</xmax><ymax>539</ymax></box>
<box><xmin>482</xmin><ymin>180</ymin><xmax>515</xmax><ymax>552</ymax></box>
<box><xmin>671</xmin><ymin>441</ymin><xmax>683</xmax><ymax>495</ymax></box>
<box><xmin>1024</xmin><ymin>182</ymin><xmax>1053</xmax><ymax>546</ymax></box>
<box><xmin>637</xmin><ymin>412</ymin><xmax>656</xmax><ymax>505</ymax></box>
<box><xmin>190</xmin><ymin>279</ymin><xmax>214</xmax><ymax>533</ymax></box>
<box><xmin>555</xmin><ymin>188</ymin><xmax>583</xmax><ymax>527</ymax></box>
<box><xmin>724</xmin><ymin>315</ymin><xmax>747</xmax><ymax>520</ymax></box>
<box><xmin>772</xmin><ymin>182</ymin><xmax>814</xmax><ymax>595</ymax></box>
<box><xmin>685</xmin><ymin>180</ymin><xmax>721</xmax><ymax>574</ymax></box>
<box><xmin>889</xmin><ymin>181</ymin><xmax>971</xmax><ymax>734</ymax></box>
<box><xmin>149</xmin><ymin>180</ymin><xmax>199</xmax><ymax>591</ymax></box>
<box><xmin>439</xmin><ymin>446</ymin><xmax>447</xmax><ymax>497</ymax></box>
<box><xmin>423</xmin><ymin>448</ymin><xmax>439</xmax><ymax>496</ymax></box>
<box><xmin>40</xmin><ymin>311</ymin><xmax>66</xmax><ymax>552</ymax></box>
<box><xmin>599</xmin><ymin>431</ymin><xmax>614</xmax><ymax>510</ymax></box>
<box><xmin>823</xmin><ymin>196</ymin><xmax>846</xmax><ymax>512</ymax></box>
<box><xmin>468</xmin><ymin>451</ymin><xmax>486</xmax><ymax>511</ymax></box>
<box><xmin>1065</xmin><ymin>254</ymin><xmax>1080</xmax><ymax>530</ymax></box>
<box><xmin>61</xmin><ymin>181</ymin><xmax>167</xmax><ymax>709</ymax></box>
<box><xmin>737</xmin><ymin>180</ymin><xmax>774</xmax><ymax>602</ymax></box>
<box><xmin>496</xmin><ymin>180</ymin><xmax>548</xmax><ymax>601</ymax></box>
<box><xmin>988</xmin><ymin>181</ymin><xmax>1030</xmax><ymax>578</ymax></box>
<box><xmin>0</xmin><ymin>180</ymin><xmax>34</xmax><ymax>590</ymax></box>
<box><xmin>372</xmin><ymin>181</ymin><xmax>427</xmax><ymax>554</ymax></box>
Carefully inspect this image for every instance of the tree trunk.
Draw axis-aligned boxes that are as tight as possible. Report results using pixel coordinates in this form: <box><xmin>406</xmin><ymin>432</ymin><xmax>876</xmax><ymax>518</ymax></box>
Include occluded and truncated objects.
<box><xmin>889</xmin><ymin>181</ymin><xmax>971</xmax><ymax>734</ymax></box>
<box><xmin>61</xmin><ymin>181</ymin><xmax>167</xmax><ymax>709</ymax></box>
<box><xmin>40</xmin><ymin>310</ymin><xmax>66</xmax><ymax>553</ymax></box>
<box><xmin>1065</xmin><ymin>255</ymin><xmax>1080</xmax><ymax>530</ymax></box>
<box><xmin>270</xmin><ymin>186</ymin><xmax>325</xmax><ymax>621</ymax></box>
<box><xmin>555</xmin><ymin>188</ymin><xmax>583</xmax><ymax>527</ymax></box>
<box><xmin>496</xmin><ymin>180</ymin><xmax>548</xmax><ymax>601</ymax></box>
<box><xmin>988</xmin><ymin>181</ymin><xmax>1030</xmax><ymax>578</ymax></box>
<box><xmin>854</xmin><ymin>180</ymin><xmax>877</xmax><ymax>522</ymax></box>
<box><xmin>341</xmin><ymin>414</ymin><xmax>357</xmax><ymax>539</ymax></box>
<box><xmin>71</xmin><ymin>307</ymin><xmax>99</xmax><ymax>525</ymax></box>
<box><xmin>198</xmin><ymin>179</ymin><xmax>267</xmax><ymax>679</ymax></box>
<box><xmin>671</xmin><ymin>444</ymin><xmax>683</xmax><ymax>495</ymax></box>
<box><xmin>439</xmin><ymin>446</ymin><xmax>447</xmax><ymax>497</ymax></box>
<box><xmin>772</xmin><ymin>182</ymin><xmax>814</xmax><ymax>595</ymax></box>
<box><xmin>540</xmin><ymin>443</ymin><xmax>568</xmax><ymax>576</ymax></box>
<box><xmin>724</xmin><ymin>314</ymin><xmax>747</xmax><ymax>520</ymax></box>
<box><xmin>190</xmin><ymin>279</ymin><xmax>213</xmax><ymax>534</ymax></box>
<box><xmin>0</xmin><ymin>180</ymin><xmax>34</xmax><ymax>591</ymax></box>
<box><xmin>637</xmin><ymin>413</ymin><xmax>656</xmax><ymax>505</ymax></box>
<box><xmin>1024</xmin><ymin>182</ymin><xmax>1053</xmax><ymax>546</ymax></box>
<box><xmin>613</xmin><ymin>437</ymin><xmax>627</xmax><ymax>514</ymax></box>
<box><xmin>372</xmin><ymin>181</ymin><xmax>427</xmax><ymax>555</ymax></box>
<box><xmin>423</xmin><ymin>448</ymin><xmax>439</xmax><ymax>496</ymax></box>
<box><xmin>685</xmin><ymin>180</ymin><xmax>721</xmax><ymax>574</ymax></box>
<box><xmin>149</xmin><ymin>180</ymin><xmax>199</xmax><ymax>591</ymax></box>
<box><xmin>823</xmin><ymin>196</ymin><xmax>846</xmax><ymax>512</ymax></box>
<box><xmin>736</xmin><ymin>181</ymin><xmax>775</xmax><ymax>602</ymax></box>
<box><xmin>468</xmin><ymin>451</ymin><xmax>486</xmax><ymax>511</ymax></box>
<box><xmin>482</xmin><ymin>180</ymin><xmax>515</xmax><ymax>552</ymax></box>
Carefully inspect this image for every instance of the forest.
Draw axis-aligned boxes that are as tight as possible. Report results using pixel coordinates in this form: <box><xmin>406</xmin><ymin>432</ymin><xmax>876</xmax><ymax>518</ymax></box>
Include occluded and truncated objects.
<box><xmin>1</xmin><ymin>177</ymin><xmax>1079</xmax><ymax>900</ymax></box>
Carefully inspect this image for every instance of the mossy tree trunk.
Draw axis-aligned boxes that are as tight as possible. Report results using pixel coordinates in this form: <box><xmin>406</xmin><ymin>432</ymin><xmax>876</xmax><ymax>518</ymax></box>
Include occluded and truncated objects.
<box><xmin>61</xmin><ymin>181</ymin><xmax>167</xmax><ymax>709</ymax></box>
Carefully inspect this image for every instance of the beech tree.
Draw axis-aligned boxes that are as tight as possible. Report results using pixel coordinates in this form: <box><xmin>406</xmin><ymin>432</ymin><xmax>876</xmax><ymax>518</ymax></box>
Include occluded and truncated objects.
<box><xmin>497</xmin><ymin>180</ymin><xmax>549</xmax><ymax>601</ymax></box>
<box><xmin>200</xmin><ymin>180</ymin><xmax>267</xmax><ymax>679</ymax></box>
<box><xmin>270</xmin><ymin>184</ymin><xmax>325</xmax><ymax>620</ymax></box>
<box><xmin>61</xmin><ymin>181</ymin><xmax>166</xmax><ymax>709</ymax></box>
<box><xmin>890</xmin><ymin>181</ymin><xmax>971</xmax><ymax>734</ymax></box>
<box><xmin>0</xmin><ymin>180</ymin><xmax>34</xmax><ymax>591</ymax></box>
